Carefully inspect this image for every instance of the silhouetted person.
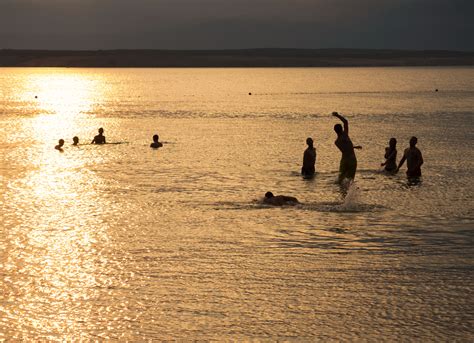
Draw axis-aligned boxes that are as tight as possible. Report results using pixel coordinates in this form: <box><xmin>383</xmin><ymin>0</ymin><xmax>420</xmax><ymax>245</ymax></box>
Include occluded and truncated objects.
<box><xmin>263</xmin><ymin>191</ymin><xmax>299</xmax><ymax>206</ymax></box>
<box><xmin>55</xmin><ymin>139</ymin><xmax>64</xmax><ymax>151</ymax></box>
<box><xmin>396</xmin><ymin>136</ymin><xmax>423</xmax><ymax>178</ymax></box>
<box><xmin>150</xmin><ymin>134</ymin><xmax>163</xmax><ymax>148</ymax></box>
<box><xmin>381</xmin><ymin>138</ymin><xmax>397</xmax><ymax>173</ymax></box>
<box><xmin>332</xmin><ymin>112</ymin><xmax>361</xmax><ymax>183</ymax></box>
<box><xmin>301</xmin><ymin>137</ymin><xmax>316</xmax><ymax>177</ymax></box>
<box><xmin>72</xmin><ymin>136</ymin><xmax>79</xmax><ymax>146</ymax></box>
<box><xmin>91</xmin><ymin>128</ymin><xmax>106</xmax><ymax>144</ymax></box>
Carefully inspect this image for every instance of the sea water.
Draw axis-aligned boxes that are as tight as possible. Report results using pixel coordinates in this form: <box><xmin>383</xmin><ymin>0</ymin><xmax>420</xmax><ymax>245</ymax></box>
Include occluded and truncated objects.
<box><xmin>0</xmin><ymin>67</ymin><xmax>473</xmax><ymax>340</ymax></box>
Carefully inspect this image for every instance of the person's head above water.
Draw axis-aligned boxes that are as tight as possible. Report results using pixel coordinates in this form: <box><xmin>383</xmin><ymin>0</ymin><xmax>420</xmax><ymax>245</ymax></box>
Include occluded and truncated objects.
<box><xmin>55</xmin><ymin>139</ymin><xmax>64</xmax><ymax>150</ymax></box>
<box><xmin>153</xmin><ymin>134</ymin><xmax>159</xmax><ymax>142</ymax></box>
<box><xmin>409</xmin><ymin>136</ymin><xmax>418</xmax><ymax>147</ymax></box>
<box><xmin>98</xmin><ymin>128</ymin><xmax>104</xmax><ymax>134</ymax></box>
<box><xmin>306</xmin><ymin>137</ymin><xmax>313</xmax><ymax>147</ymax></box>
<box><xmin>334</xmin><ymin>124</ymin><xmax>343</xmax><ymax>135</ymax></box>
<box><xmin>265</xmin><ymin>191</ymin><xmax>274</xmax><ymax>198</ymax></box>
<box><xmin>389</xmin><ymin>138</ymin><xmax>397</xmax><ymax>148</ymax></box>
<box><xmin>72</xmin><ymin>136</ymin><xmax>79</xmax><ymax>145</ymax></box>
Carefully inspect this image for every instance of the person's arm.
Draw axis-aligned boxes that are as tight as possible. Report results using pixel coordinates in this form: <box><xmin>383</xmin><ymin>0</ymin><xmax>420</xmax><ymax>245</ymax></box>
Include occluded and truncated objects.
<box><xmin>354</xmin><ymin>145</ymin><xmax>362</xmax><ymax>149</ymax></box>
<box><xmin>417</xmin><ymin>150</ymin><xmax>423</xmax><ymax>168</ymax></box>
<box><xmin>91</xmin><ymin>137</ymin><xmax>95</xmax><ymax>144</ymax></box>
<box><xmin>396</xmin><ymin>151</ymin><xmax>407</xmax><ymax>173</ymax></box>
<box><xmin>332</xmin><ymin>111</ymin><xmax>349</xmax><ymax>135</ymax></box>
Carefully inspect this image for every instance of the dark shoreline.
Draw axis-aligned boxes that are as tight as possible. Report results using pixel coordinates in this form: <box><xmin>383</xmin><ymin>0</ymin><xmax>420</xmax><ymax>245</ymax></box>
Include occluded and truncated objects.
<box><xmin>1</xmin><ymin>48</ymin><xmax>473</xmax><ymax>68</ymax></box>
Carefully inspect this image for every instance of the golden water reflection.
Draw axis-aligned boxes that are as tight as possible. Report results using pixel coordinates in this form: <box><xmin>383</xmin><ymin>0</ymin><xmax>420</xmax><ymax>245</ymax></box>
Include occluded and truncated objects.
<box><xmin>1</xmin><ymin>70</ymin><xmax>123</xmax><ymax>339</ymax></box>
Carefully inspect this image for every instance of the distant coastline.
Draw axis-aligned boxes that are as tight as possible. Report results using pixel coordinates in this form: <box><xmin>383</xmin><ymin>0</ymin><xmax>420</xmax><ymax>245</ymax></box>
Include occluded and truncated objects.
<box><xmin>1</xmin><ymin>48</ymin><xmax>473</xmax><ymax>68</ymax></box>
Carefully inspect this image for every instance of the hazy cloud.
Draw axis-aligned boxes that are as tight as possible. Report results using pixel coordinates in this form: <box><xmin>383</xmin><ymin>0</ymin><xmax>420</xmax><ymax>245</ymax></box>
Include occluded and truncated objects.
<box><xmin>0</xmin><ymin>0</ymin><xmax>472</xmax><ymax>50</ymax></box>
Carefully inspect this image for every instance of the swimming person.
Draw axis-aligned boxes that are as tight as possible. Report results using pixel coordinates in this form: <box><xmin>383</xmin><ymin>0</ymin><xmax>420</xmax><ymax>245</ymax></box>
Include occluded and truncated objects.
<box><xmin>150</xmin><ymin>134</ymin><xmax>163</xmax><ymax>148</ymax></box>
<box><xmin>91</xmin><ymin>128</ymin><xmax>106</xmax><ymax>144</ymax></box>
<box><xmin>301</xmin><ymin>137</ymin><xmax>316</xmax><ymax>178</ymax></box>
<box><xmin>332</xmin><ymin>112</ymin><xmax>361</xmax><ymax>183</ymax></box>
<box><xmin>263</xmin><ymin>192</ymin><xmax>299</xmax><ymax>206</ymax></box>
<box><xmin>55</xmin><ymin>139</ymin><xmax>64</xmax><ymax>151</ymax></box>
<box><xmin>396</xmin><ymin>136</ymin><xmax>424</xmax><ymax>178</ymax></box>
<box><xmin>72</xmin><ymin>136</ymin><xmax>79</xmax><ymax>146</ymax></box>
<box><xmin>381</xmin><ymin>138</ymin><xmax>397</xmax><ymax>172</ymax></box>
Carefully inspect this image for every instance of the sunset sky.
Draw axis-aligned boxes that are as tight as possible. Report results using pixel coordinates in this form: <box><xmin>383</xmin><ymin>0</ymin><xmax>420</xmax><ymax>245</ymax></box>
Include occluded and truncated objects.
<box><xmin>0</xmin><ymin>0</ymin><xmax>472</xmax><ymax>50</ymax></box>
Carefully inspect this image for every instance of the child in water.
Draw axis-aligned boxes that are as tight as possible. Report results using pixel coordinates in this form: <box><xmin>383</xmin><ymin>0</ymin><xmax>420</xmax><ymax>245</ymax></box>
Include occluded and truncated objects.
<box><xmin>381</xmin><ymin>138</ymin><xmax>397</xmax><ymax>173</ymax></box>
<box><xmin>150</xmin><ymin>134</ymin><xmax>163</xmax><ymax>148</ymax></box>
<box><xmin>55</xmin><ymin>139</ymin><xmax>65</xmax><ymax>151</ymax></box>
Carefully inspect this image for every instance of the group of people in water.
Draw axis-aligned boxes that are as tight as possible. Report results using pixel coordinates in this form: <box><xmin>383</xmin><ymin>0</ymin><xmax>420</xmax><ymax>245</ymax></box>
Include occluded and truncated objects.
<box><xmin>266</xmin><ymin>111</ymin><xmax>424</xmax><ymax>206</ymax></box>
<box><xmin>54</xmin><ymin>112</ymin><xmax>424</xmax><ymax>207</ymax></box>
<box><xmin>55</xmin><ymin>128</ymin><xmax>164</xmax><ymax>150</ymax></box>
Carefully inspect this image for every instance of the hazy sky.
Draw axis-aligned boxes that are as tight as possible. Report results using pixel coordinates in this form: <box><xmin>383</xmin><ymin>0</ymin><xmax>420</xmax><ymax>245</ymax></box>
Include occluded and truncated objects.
<box><xmin>0</xmin><ymin>0</ymin><xmax>472</xmax><ymax>50</ymax></box>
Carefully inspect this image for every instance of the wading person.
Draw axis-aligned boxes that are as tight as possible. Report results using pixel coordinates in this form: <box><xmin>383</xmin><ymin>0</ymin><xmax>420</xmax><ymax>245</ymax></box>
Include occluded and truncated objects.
<box><xmin>396</xmin><ymin>136</ymin><xmax>423</xmax><ymax>179</ymax></box>
<box><xmin>332</xmin><ymin>112</ymin><xmax>361</xmax><ymax>183</ymax></box>
<box><xmin>301</xmin><ymin>137</ymin><xmax>316</xmax><ymax>178</ymax></box>
<box><xmin>381</xmin><ymin>138</ymin><xmax>397</xmax><ymax>173</ymax></box>
<box><xmin>91</xmin><ymin>128</ymin><xmax>106</xmax><ymax>144</ymax></box>
<box><xmin>55</xmin><ymin>139</ymin><xmax>64</xmax><ymax>151</ymax></box>
<box><xmin>150</xmin><ymin>134</ymin><xmax>163</xmax><ymax>148</ymax></box>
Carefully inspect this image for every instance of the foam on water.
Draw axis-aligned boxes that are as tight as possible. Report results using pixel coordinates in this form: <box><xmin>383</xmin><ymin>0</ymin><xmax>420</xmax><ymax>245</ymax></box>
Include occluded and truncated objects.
<box><xmin>339</xmin><ymin>179</ymin><xmax>362</xmax><ymax>211</ymax></box>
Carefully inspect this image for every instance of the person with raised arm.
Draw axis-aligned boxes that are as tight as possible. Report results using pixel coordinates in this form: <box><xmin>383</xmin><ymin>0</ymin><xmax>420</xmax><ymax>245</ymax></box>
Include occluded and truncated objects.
<box><xmin>332</xmin><ymin>112</ymin><xmax>361</xmax><ymax>183</ymax></box>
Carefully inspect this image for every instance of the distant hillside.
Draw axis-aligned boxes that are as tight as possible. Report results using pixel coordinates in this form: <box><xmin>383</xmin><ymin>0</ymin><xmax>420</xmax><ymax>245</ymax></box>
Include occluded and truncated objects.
<box><xmin>0</xmin><ymin>49</ymin><xmax>473</xmax><ymax>67</ymax></box>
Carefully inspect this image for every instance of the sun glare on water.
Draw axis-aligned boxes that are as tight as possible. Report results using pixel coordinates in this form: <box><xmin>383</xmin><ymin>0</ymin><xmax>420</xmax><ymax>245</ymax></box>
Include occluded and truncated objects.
<box><xmin>25</xmin><ymin>69</ymin><xmax>100</xmax><ymax>139</ymax></box>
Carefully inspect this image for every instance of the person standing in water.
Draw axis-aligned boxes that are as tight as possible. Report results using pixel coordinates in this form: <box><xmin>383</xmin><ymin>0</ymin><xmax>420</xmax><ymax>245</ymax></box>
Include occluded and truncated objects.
<box><xmin>72</xmin><ymin>136</ymin><xmax>79</xmax><ymax>146</ymax></box>
<box><xmin>332</xmin><ymin>112</ymin><xmax>361</xmax><ymax>183</ymax></box>
<box><xmin>91</xmin><ymin>128</ymin><xmax>106</xmax><ymax>144</ymax></box>
<box><xmin>301</xmin><ymin>137</ymin><xmax>316</xmax><ymax>178</ymax></box>
<box><xmin>396</xmin><ymin>136</ymin><xmax>423</xmax><ymax>178</ymax></box>
<box><xmin>381</xmin><ymin>138</ymin><xmax>397</xmax><ymax>173</ymax></box>
<box><xmin>150</xmin><ymin>134</ymin><xmax>163</xmax><ymax>148</ymax></box>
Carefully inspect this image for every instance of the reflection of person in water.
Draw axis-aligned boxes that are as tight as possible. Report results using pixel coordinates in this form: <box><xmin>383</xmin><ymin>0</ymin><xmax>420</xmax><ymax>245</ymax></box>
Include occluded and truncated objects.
<box><xmin>332</xmin><ymin>112</ymin><xmax>361</xmax><ymax>183</ymax></box>
<box><xmin>55</xmin><ymin>139</ymin><xmax>64</xmax><ymax>151</ymax></box>
<box><xmin>91</xmin><ymin>128</ymin><xmax>106</xmax><ymax>144</ymax></box>
<box><xmin>263</xmin><ymin>192</ymin><xmax>299</xmax><ymax>206</ymax></box>
<box><xmin>72</xmin><ymin>136</ymin><xmax>79</xmax><ymax>146</ymax></box>
<box><xmin>150</xmin><ymin>134</ymin><xmax>163</xmax><ymax>148</ymax></box>
<box><xmin>381</xmin><ymin>138</ymin><xmax>397</xmax><ymax>173</ymax></box>
<box><xmin>301</xmin><ymin>137</ymin><xmax>316</xmax><ymax>178</ymax></box>
<box><xmin>396</xmin><ymin>136</ymin><xmax>423</xmax><ymax>178</ymax></box>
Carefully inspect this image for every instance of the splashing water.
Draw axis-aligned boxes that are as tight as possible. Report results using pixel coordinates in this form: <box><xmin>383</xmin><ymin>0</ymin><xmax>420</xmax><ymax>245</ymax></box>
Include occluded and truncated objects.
<box><xmin>339</xmin><ymin>179</ymin><xmax>362</xmax><ymax>211</ymax></box>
